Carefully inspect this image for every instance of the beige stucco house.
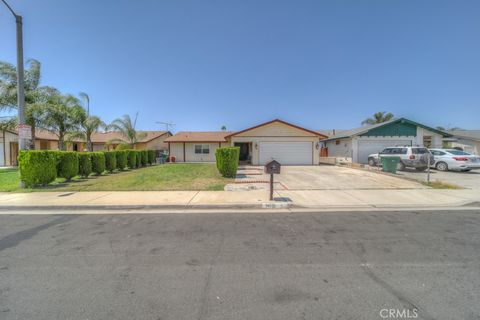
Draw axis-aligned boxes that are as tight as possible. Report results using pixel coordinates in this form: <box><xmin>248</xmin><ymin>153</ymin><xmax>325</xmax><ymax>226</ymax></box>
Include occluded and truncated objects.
<box><xmin>164</xmin><ymin>119</ymin><xmax>328</xmax><ymax>165</ymax></box>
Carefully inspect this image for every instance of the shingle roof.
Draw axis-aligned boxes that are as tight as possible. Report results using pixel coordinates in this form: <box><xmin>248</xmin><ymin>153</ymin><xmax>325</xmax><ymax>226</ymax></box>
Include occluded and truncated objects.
<box><xmin>164</xmin><ymin>131</ymin><xmax>233</xmax><ymax>142</ymax></box>
<box><xmin>90</xmin><ymin>131</ymin><xmax>169</xmax><ymax>143</ymax></box>
<box><xmin>321</xmin><ymin>118</ymin><xmax>451</xmax><ymax>141</ymax></box>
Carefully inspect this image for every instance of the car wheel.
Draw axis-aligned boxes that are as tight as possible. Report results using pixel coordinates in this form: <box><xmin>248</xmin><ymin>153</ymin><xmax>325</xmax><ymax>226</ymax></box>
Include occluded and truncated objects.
<box><xmin>436</xmin><ymin>162</ymin><xmax>448</xmax><ymax>171</ymax></box>
<box><xmin>397</xmin><ymin>161</ymin><xmax>406</xmax><ymax>171</ymax></box>
<box><xmin>415</xmin><ymin>167</ymin><xmax>427</xmax><ymax>171</ymax></box>
<box><xmin>462</xmin><ymin>169</ymin><xmax>471</xmax><ymax>172</ymax></box>
<box><xmin>368</xmin><ymin>158</ymin><xmax>376</xmax><ymax>166</ymax></box>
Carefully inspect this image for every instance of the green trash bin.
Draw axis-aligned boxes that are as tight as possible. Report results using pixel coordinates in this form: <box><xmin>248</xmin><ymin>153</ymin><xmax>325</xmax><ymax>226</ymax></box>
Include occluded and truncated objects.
<box><xmin>381</xmin><ymin>156</ymin><xmax>401</xmax><ymax>174</ymax></box>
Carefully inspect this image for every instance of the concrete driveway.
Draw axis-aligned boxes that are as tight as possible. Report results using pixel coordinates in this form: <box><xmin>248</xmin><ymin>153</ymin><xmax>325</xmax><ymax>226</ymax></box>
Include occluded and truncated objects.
<box><xmin>397</xmin><ymin>169</ymin><xmax>480</xmax><ymax>189</ymax></box>
<box><xmin>234</xmin><ymin>165</ymin><xmax>425</xmax><ymax>190</ymax></box>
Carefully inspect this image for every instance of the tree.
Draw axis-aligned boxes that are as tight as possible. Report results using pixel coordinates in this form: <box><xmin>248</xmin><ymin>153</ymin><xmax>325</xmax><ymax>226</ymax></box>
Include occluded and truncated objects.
<box><xmin>0</xmin><ymin>59</ymin><xmax>52</xmax><ymax>149</ymax></box>
<box><xmin>361</xmin><ymin>112</ymin><xmax>394</xmax><ymax>125</ymax></box>
<box><xmin>79</xmin><ymin>92</ymin><xmax>90</xmax><ymax>116</ymax></box>
<box><xmin>107</xmin><ymin>113</ymin><xmax>146</xmax><ymax>148</ymax></box>
<box><xmin>221</xmin><ymin>125</ymin><xmax>227</xmax><ymax>131</ymax></box>
<box><xmin>40</xmin><ymin>93</ymin><xmax>87</xmax><ymax>150</ymax></box>
<box><xmin>0</xmin><ymin>116</ymin><xmax>17</xmax><ymax>132</ymax></box>
<box><xmin>67</xmin><ymin>115</ymin><xmax>106</xmax><ymax>152</ymax></box>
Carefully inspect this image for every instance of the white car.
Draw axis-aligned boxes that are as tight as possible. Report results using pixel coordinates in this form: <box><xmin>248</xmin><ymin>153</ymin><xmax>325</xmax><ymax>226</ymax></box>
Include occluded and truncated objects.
<box><xmin>429</xmin><ymin>149</ymin><xmax>480</xmax><ymax>171</ymax></box>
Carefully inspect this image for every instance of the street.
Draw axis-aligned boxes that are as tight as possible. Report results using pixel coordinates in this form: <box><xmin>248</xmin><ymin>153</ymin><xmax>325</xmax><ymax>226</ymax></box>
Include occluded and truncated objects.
<box><xmin>0</xmin><ymin>210</ymin><xmax>479</xmax><ymax>320</ymax></box>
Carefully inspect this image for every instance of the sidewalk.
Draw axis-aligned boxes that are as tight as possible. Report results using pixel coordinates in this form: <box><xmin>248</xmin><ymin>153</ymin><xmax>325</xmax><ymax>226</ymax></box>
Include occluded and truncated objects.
<box><xmin>0</xmin><ymin>188</ymin><xmax>479</xmax><ymax>211</ymax></box>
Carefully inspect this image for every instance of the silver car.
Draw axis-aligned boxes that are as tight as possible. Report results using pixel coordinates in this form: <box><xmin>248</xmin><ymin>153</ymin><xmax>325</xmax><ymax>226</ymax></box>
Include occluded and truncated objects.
<box><xmin>429</xmin><ymin>149</ymin><xmax>480</xmax><ymax>171</ymax></box>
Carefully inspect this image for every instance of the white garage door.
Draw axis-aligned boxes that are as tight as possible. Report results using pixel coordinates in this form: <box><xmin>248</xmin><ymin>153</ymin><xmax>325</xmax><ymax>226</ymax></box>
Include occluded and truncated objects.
<box><xmin>357</xmin><ymin>139</ymin><xmax>412</xmax><ymax>164</ymax></box>
<box><xmin>0</xmin><ymin>142</ymin><xmax>4</xmax><ymax>167</ymax></box>
<box><xmin>259</xmin><ymin>142</ymin><xmax>313</xmax><ymax>165</ymax></box>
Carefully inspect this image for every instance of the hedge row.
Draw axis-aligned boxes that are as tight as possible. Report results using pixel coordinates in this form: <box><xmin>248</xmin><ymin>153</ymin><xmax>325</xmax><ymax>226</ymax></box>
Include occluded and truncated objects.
<box><xmin>18</xmin><ymin>149</ymin><xmax>158</xmax><ymax>187</ymax></box>
<box><xmin>215</xmin><ymin>147</ymin><xmax>240</xmax><ymax>178</ymax></box>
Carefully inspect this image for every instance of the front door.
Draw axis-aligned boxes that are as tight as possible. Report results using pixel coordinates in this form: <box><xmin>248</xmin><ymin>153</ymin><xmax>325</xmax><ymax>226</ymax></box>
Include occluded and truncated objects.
<box><xmin>234</xmin><ymin>143</ymin><xmax>250</xmax><ymax>162</ymax></box>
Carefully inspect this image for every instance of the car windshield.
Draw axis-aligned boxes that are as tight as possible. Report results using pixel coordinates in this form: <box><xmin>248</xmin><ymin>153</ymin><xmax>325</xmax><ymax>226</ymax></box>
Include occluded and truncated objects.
<box><xmin>412</xmin><ymin>148</ymin><xmax>429</xmax><ymax>154</ymax></box>
<box><xmin>447</xmin><ymin>150</ymin><xmax>471</xmax><ymax>155</ymax></box>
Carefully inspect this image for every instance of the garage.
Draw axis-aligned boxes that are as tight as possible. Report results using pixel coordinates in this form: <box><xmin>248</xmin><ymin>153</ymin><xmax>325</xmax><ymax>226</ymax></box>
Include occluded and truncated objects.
<box><xmin>357</xmin><ymin>139</ymin><xmax>412</xmax><ymax>164</ymax></box>
<box><xmin>259</xmin><ymin>141</ymin><xmax>313</xmax><ymax>165</ymax></box>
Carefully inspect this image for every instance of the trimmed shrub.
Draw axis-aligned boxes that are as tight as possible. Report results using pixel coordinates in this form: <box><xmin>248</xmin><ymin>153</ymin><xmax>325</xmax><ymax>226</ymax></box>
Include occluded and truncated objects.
<box><xmin>78</xmin><ymin>153</ymin><xmax>92</xmax><ymax>177</ymax></box>
<box><xmin>104</xmin><ymin>151</ymin><xmax>117</xmax><ymax>173</ymax></box>
<box><xmin>135</xmin><ymin>151</ymin><xmax>142</xmax><ymax>168</ymax></box>
<box><xmin>18</xmin><ymin>150</ymin><xmax>57</xmax><ymax>187</ymax></box>
<box><xmin>55</xmin><ymin>151</ymin><xmax>79</xmax><ymax>180</ymax></box>
<box><xmin>91</xmin><ymin>152</ymin><xmax>106</xmax><ymax>175</ymax></box>
<box><xmin>126</xmin><ymin>150</ymin><xmax>137</xmax><ymax>169</ymax></box>
<box><xmin>141</xmin><ymin>150</ymin><xmax>148</xmax><ymax>167</ymax></box>
<box><xmin>115</xmin><ymin>150</ymin><xmax>127</xmax><ymax>170</ymax></box>
<box><xmin>215</xmin><ymin>147</ymin><xmax>240</xmax><ymax>178</ymax></box>
<box><xmin>147</xmin><ymin>150</ymin><xmax>156</xmax><ymax>165</ymax></box>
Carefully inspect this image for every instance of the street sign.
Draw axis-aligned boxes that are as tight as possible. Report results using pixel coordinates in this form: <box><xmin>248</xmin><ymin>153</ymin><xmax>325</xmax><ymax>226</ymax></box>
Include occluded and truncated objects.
<box><xmin>18</xmin><ymin>124</ymin><xmax>31</xmax><ymax>140</ymax></box>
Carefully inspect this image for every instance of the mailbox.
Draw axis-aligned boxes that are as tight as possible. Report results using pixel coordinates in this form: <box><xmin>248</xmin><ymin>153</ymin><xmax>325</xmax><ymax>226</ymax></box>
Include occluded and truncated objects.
<box><xmin>265</xmin><ymin>160</ymin><xmax>281</xmax><ymax>174</ymax></box>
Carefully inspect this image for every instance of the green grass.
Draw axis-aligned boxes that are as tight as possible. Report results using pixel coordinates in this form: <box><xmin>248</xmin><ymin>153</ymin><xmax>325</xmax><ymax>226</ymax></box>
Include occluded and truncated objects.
<box><xmin>0</xmin><ymin>164</ymin><xmax>232</xmax><ymax>192</ymax></box>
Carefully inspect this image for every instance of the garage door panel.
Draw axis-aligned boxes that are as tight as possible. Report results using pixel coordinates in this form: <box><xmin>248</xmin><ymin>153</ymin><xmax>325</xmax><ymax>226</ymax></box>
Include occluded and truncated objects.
<box><xmin>259</xmin><ymin>142</ymin><xmax>313</xmax><ymax>165</ymax></box>
<box><xmin>357</xmin><ymin>140</ymin><xmax>412</xmax><ymax>164</ymax></box>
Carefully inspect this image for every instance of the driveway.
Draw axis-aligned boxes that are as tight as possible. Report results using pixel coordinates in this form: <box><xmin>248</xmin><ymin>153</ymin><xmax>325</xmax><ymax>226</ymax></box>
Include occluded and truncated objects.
<box><xmin>397</xmin><ymin>169</ymin><xmax>480</xmax><ymax>189</ymax></box>
<box><xmin>234</xmin><ymin>165</ymin><xmax>425</xmax><ymax>190</ymax></box>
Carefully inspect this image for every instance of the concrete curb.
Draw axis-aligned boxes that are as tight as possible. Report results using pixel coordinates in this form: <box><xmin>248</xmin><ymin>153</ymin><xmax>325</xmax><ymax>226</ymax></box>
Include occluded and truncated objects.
<box><xmin>0</xmin><ymin>202</ymin><xmax>293</xmax><ymax>211</ymax></box>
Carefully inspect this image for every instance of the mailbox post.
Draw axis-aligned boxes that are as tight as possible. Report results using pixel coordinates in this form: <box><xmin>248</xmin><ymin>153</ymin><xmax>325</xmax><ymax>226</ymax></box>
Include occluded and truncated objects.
<box><xmin>264</xmin><ymin>160</ymin><xmax>281</xmax><ymax>201</ymax></box>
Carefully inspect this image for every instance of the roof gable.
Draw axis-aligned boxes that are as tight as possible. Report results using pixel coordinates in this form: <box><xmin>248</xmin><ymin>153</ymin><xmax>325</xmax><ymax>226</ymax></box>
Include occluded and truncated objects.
<box><xmin>227</xmin><ymin>119</ymin><xmax>327</xmax><ymax>138</ymax></box>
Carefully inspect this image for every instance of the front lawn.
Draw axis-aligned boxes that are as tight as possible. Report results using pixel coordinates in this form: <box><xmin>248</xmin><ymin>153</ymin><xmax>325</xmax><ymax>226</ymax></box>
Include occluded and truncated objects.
<box><xmin>0</xmin><ymin>164</ymin><xmax>232</xmax><ymax>192</ymax></box>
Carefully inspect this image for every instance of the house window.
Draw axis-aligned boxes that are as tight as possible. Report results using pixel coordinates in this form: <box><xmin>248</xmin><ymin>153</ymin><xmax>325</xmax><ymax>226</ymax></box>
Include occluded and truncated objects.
<box><xmin>195</xmin><ymin>144</ymin><xmax>210</xmax><ymax>154</ymax></box>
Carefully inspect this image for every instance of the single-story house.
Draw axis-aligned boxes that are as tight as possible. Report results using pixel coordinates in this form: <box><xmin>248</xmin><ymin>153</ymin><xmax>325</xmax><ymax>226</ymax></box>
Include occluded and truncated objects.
<box><xmin>320</xmin><ymin>118</ymin><xmax>452</xmax><ymax>164</ymax></box>
<box><xmin>0</xmin><ymin>129</ymin><xmax>171</xmax><ymax>167</ymax></box>
<box><xmin>164</xmin><ymin>119</ymin><xmax>328</xmax><ymax>165</ymax></box>
<box><xmin>443</xmin><ymin>130</ymin><xmax>480</xmax><ymax>155</ymax></box>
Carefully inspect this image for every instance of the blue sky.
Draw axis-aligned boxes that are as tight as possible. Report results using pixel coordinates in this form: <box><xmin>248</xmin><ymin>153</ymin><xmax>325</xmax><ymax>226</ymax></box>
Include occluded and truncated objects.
<box><xmin>1</xmin><ymin>0</ymin><xmax>479</xmax><ymax>132</ymax></box>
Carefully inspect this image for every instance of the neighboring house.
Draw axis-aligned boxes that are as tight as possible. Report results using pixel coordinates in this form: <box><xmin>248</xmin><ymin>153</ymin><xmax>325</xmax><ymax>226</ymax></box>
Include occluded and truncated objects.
<box><xmin>320</xmin><ymin>118</ymin><xmax>452</xmax><ymax>164</ymax></box>
<box><xmin>165</xmin><ymin>119</ymin><xmax>328</xmax><ymax>165</ymax></box>
<box><xmin>90</xmin><ymin>131</ymin><xmax>171</xmax><ymax>151</ymax></box>
<box><xmin>0</xmin><ymin>129</ymin><xmax>171</xmax><ymax>167</ymax></box>
<box><xmin>443</xmin><ymin>130</ymin><xmax>480</xmax><ymax>155</ymax></box>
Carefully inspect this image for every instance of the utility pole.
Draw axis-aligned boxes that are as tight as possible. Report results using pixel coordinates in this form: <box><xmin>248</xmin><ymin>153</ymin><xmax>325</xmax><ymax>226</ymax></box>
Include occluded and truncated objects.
<box><xmin>1</xmin><ymin>0</ymin><xmax>27</xmax><ymax>151</ymax></box>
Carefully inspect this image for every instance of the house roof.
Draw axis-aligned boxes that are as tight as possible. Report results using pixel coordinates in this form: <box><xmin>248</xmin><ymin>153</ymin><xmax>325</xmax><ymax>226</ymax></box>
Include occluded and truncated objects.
<box><xmin>7</xmin><ymin>128</ymin><xmax>169</xmax><ymax>143</ymax></box>
<box><xmin>321</xmin><ymin>118</ymin><xmax>452</xmax><ymax>141</ymax></box>
<box><xmin>225</xmin><ymin>119</ymin><xmax>328</xmax><ymax>138</ymax></box>
<box><xmin>164</xmin><ymin>131</ymin><xmax>233</xmax><ymax>143</ymax></box>
<box><xmin>447</xmin><ymin>130</ymin><xmax>480</xmax><ymax>141</ymax></box>
<box><xmin>90</xmin><ymin>131</ymin><xmax>170</xmax><ymax>143</ymax></box>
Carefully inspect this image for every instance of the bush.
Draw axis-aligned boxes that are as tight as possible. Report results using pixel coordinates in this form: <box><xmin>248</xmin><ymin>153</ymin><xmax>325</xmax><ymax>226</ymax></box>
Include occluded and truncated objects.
<box><xmin>147</xmin><ymin>150</ymin><xmax>156</xmax><ymax>165</ymax></box>
<box><xmin>78</xmin><ymin>153</ymin><xmax>92</xmax><ymax>177</ymax></box>
<box><xmin>91</xmin><ymin>152</ymin><xmax>106</xmax><ymax>175</ymax></box>
<box><xmin>135</xmin><ymin>151</ymin><xmax>142</xmax><ymax>168</ymax></box>
<box><xmin>141</xmin><ymin>150</ymin><xmax>148</xmax><ymax>167</ymax></box>
<box><xmin>115</xmin><ymin>150</ymin><xmax>127</xmax><ymax>170</ymax></box>
<box><xmin>55</xmin><ymin>151</ymin><xmax>79</xmax><ymax>180</ymax></box>
<box><xmin>104</xmin><ymin>151</ymin><xmax>117</xmax><ymax>173</ymax></box>
<box><xmin>126</xmin><ymin>150</ymin><xmax>137</xmax><ymax>169</ymax></box>
<box><xmin>18</xmin><ymin>150</ymin><xmax>57</xmax><ymax>187</ymax></box>
<box><xmin>215</xmin><ymin>147</ymin><xmax>240</xmax><ymax>178</ymax></box>
<box><xmin>115</xmin><ymin>143</ymin><xmax>132</xmax><ymax>151</ymax></box>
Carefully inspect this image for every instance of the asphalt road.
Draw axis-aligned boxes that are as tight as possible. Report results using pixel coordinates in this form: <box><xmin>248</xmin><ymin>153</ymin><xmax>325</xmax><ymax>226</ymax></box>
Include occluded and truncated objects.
<box><xmin>0</xmin><ymin>210</ymin><xmax>479</xmax><ymax>320</ymax></box>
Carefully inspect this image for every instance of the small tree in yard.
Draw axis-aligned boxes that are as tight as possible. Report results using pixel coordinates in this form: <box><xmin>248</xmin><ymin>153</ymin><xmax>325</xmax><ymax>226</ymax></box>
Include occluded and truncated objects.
<box><xmin>215</xmin><ymin>147</ymin><xmax>240</xmax><ymax>178</ymax></box>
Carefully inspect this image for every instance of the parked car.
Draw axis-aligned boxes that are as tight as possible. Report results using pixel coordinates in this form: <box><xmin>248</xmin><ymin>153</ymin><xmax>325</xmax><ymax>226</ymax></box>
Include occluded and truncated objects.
<box><xmin>368</xmin><ymin>147</ymin><xmax>434</xmax><ymax>171</ymax></box>
<box><xmin>429</xmin><ymin>149</ymin><xmax>480</xmax><ymax>172</ymax></box>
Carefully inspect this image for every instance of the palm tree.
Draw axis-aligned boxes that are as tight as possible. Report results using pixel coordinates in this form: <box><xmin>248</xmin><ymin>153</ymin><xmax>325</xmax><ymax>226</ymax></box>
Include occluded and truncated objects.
<box><xmin>40</xmin><ymin>93</ymin><xmax>87</xmax><ymax>150</ymax></box>
<box><xmin>68</xmin><ymin>115</ymin><xmax>106</xmax><ymax>152</ymax></box>
<box><xmin>79</xmin><ymin>92</ymin><xmax>90</xmax><ymax>116</ymax></box>
<box><xmin>221</xmin><ymin>125</ymin><xmax>227</xmax><ymax>131</ymax></box>
<box><xmin>361</xmin><ymin>112</ymin><xmax>394</xmax><ymax>125</ymax></box>
<box><xmin>107</xmin><ymin>113</ymin><xmax>146</xmax><ymax>148</ymax></box>
<box><xmin>0</xmin><ymin>59</ymin><xmax>52</xmax><ymax>149</ymax></box>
